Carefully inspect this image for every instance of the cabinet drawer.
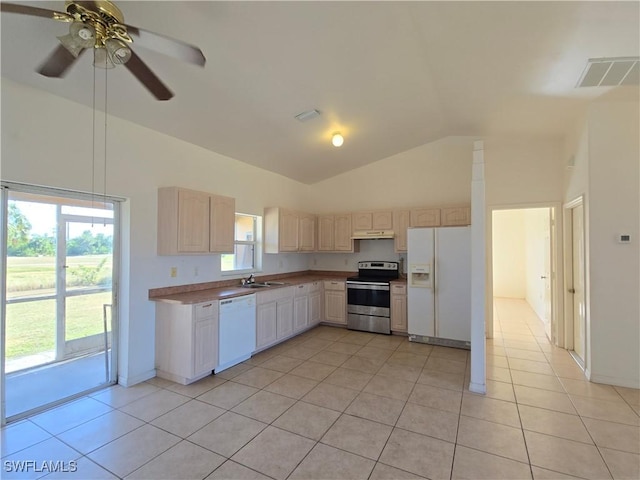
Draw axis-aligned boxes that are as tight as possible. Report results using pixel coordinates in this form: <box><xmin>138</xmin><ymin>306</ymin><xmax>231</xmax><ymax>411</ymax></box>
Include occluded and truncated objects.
<box><xmin>257</xmin><ymin>286</ymin><xmax>294</xmax><ymax>304</ymax></box>
<box><xmin>391</xmin><ymin>284</ymin><xmax>407</xmax><ymax>295</ymax></box>
<box><xmin>294</xmin><ymin>283</ymin><xmax>310</xmax><ymax>297</ymax></box>
<box><xmin>324</xmin><ymin>280</ymin><xmax>345</xmax><ymax>291</ymax></box>
<box><xmin>194</xmin><ymin>301</ymin><xmax>217</xmax><ymax>320</ymax></box>
<box><xmin>308</xmin><ymin>281</ymin><xmax>322</xmax><ymax>293</ymax></box>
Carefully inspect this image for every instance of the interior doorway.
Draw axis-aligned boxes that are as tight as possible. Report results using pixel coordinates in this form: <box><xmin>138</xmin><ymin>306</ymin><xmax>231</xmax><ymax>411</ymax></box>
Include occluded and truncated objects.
<box><xmin>564</xmin><ymin>197</ymin><xmax>587</xmax><ymax>368</ymax></box>
<box><xmin>1</xmin><ymin>185</ymin><xmax>119</xmax><ymax>422</ymax></box>
<box><xmin>491</xmin><ymin>207</ymin><xmax>555</xmax><ymax>341</ymax></box>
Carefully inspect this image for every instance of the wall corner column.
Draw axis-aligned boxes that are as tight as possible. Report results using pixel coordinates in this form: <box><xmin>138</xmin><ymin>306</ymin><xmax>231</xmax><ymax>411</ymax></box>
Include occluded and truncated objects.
<box><xmin>469</xmin><ymin>140</ymin><xmax>487</xmax><ymax>394</ymax></box>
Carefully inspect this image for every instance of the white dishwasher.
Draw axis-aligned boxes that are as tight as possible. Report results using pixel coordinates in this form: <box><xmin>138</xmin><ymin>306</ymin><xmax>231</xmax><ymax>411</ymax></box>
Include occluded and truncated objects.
<box><xmin>216</xmin><ymin>294</ymin><xmax>257</xmax><ymax>373</ymax></box>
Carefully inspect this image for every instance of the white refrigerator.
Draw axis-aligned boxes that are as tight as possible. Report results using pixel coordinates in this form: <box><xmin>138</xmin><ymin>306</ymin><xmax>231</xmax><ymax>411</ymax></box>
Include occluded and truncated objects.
<box><xmin>407</xmin><ymin>226</ymin><xmax>471</xmax><ymax>347</ymax></box>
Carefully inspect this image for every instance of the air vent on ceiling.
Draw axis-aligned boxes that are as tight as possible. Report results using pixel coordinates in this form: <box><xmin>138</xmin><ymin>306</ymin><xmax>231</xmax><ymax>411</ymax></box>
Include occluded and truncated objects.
<box><xmin>295</xmin><ymin>109</ymin><xmax>321</xmax><ymax>122</ymax></box>
<box><xmin>576</xmin><ymin>57</ymin><xmax>639</xmax><ymax>87</ymax></box>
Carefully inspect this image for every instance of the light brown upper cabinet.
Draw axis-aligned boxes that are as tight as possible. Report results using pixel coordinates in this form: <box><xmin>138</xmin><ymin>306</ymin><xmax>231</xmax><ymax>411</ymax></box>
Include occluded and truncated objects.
<box><xmin>317</xmin><ymin>214</ymin><xmax>359</xmax><ymax>253</ymax></box>
<box><xmin>410</xmin><ymin>207</ymin><xmax>441</xmax><ymax>227</ymax></box>
<box><xmin>158</xmin><ymin>187</ymin><xmax>235</xmax><ymax>255</ymax></box>
<box><xmin>352</xmin><ymin>211</ymin><xmax>393</xmax><ymax>231</ymax></box>
<box><xmin>441</xmin><ymin>206</ymin><xmax>471</xmax><ymax>226</ymax></box>
<box><xmin>393</xmin><ymin>209</ymin><xmax>411</xmax><ymax>252</ymax></box>
<box><xmin>264</xmin><ymin>207</ymin><xmax>316</xmax><ymax>253</ymax></box>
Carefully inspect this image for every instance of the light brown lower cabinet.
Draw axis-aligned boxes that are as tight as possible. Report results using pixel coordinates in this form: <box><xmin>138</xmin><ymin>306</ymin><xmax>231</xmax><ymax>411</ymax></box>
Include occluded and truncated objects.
<box><xmin>323</xmin><ymin>280</ymin><xmax>346</xmax><ymax>325</ymax></box>
<box><xmin>155</xmin><ymin>301</ymin><xmax>219</xmax><ymax>385</ymax></box>
<box><xmin>390</xmin><ymin>283</ymin><xmax>407</xmax><ymax>332</ymax></box>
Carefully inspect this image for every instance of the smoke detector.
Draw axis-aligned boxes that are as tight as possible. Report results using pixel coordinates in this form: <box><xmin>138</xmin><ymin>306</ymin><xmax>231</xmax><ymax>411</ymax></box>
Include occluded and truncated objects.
<box><xmin>576</xmin><ymin>57</ymin><xmax>639</xmax><ymax>87</ymax></box>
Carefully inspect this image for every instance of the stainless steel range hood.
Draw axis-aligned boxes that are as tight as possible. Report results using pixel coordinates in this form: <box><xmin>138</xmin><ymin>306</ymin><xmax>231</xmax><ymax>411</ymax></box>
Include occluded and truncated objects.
<box><xmin>351</xmin><ymin>230</ymin><xmax>395</xmax><ymax>240</ymax></box>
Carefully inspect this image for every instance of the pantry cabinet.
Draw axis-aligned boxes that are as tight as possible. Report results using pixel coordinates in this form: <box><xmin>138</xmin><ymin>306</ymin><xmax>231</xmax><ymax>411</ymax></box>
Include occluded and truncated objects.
<box><xmin>155</xmin><ymin>300</ymin><xmax>218</xmax><ymax>385</ymax></box>
<box><xmin>157</xmin><ymin>187</ymin><xmax>235</xmax><ymax>255</ymax></box>
<box><xmin>323</xmin><ymin>280</ymin><xmax>346</xmax><ymax>325</ymax></box>
<box><xmin>390</xmin><ymin>283</ymin><xmax>407</xmax><ymax>333</ymax></box>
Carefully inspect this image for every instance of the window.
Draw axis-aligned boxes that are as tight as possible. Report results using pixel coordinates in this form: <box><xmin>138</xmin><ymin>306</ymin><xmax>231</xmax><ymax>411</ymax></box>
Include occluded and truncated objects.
<box><xmin>221</xmin><ymin>213</ymin><xmax>261</xmax><ymax>273</ymax></box>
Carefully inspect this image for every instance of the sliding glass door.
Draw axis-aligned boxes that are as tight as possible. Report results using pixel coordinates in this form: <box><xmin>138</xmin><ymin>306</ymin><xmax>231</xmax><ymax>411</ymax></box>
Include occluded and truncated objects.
<box><xmin>1</xmin><ymin>184</ymin><xmax>119</xmax><ymax>422</ymax></box>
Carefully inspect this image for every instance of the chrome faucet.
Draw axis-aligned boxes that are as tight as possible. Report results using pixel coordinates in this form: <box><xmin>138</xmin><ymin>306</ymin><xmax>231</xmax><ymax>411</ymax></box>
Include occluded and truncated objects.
<box><xmin>247</xmin><ymin>274</ymin><xmax>255</xmax><ymax>284</ymax></box>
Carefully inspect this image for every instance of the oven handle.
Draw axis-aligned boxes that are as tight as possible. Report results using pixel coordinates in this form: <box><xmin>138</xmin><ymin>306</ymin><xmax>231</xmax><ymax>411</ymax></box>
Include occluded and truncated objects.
<box><xmin>346</xmin><ymin>283</ymin><xmax>390</xmax><ymax>291</ymax></box>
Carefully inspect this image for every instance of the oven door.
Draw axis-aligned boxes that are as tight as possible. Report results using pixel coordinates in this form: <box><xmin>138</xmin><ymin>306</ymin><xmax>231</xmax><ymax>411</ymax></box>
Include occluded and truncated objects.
<box><xmin>346</xmin><ymin>282</ymin><xmax>390</xmax><ymax>317</ymax></box>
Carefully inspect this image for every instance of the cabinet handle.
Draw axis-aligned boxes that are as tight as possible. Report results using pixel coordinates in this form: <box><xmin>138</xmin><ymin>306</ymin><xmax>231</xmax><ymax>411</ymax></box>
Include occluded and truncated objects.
<box><xmin>202</xmin><ymin>303</ymin><xmax>212</xmax><ymax>308</ymax></box>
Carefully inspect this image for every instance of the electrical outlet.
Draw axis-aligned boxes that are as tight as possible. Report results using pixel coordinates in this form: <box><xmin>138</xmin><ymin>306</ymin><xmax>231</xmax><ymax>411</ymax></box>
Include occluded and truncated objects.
<box><xmin>279</xmin><ymin>260</ymin><xmax>283</xmax><ymax>268</ymax></box>
<box><xmin>194</xmin><ymin>266</ymin><xmax>199</xmax><ymax>277</ymax></box>
<box><xmin>170</xmin><ymin>267</ymin><xmax>177</xmax><ymax>278</ymax></box>
<box><xmin>344</xmin><ymin>259</ymin><xmax>348</xmax><ymax>266</ymax></box>
<box><xmin>313</xmin><ymin>258</ymin><xmax>317</xmax><ymax>266</ymax></box>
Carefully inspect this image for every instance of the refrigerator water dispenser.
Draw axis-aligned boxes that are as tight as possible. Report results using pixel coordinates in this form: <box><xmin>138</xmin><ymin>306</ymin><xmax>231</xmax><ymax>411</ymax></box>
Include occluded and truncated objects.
<box><xmin>409</xmin><ymin>264</ymin><xmax>432</xmax><ymax>288</ymax></box>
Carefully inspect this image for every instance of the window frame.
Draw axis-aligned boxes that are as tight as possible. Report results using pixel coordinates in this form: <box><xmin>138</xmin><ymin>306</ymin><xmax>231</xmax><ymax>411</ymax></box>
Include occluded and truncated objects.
<box><xmin>221</xmin><ymin>213</ymin><xmax>262</xmax><ymax>275</ymax></box>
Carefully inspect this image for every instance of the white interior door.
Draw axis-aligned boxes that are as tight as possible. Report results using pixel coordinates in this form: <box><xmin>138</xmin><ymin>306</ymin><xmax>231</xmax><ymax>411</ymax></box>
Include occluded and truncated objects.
<box><xmin>572</xmin><ymin>204</ymin><xmax>586</xmax><ymax>363</ymax></box>
<box><xmin>542</xmin><ymin>211</ymin><xmax>552</xmax><ymax>339</ymax></box>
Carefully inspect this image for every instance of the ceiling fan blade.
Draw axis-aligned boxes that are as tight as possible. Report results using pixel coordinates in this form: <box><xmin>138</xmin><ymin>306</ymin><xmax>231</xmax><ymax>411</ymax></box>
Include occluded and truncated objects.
<box><xmin>124</xmin><ymin>49</ymin><xmax>174</xmax><ymax>101</ymax></box>
<box><xmin>125</xmin><ymin>25</ymin><xmax>206</xmax><ymax>67</ymax></box>
<box><xmin>0</xmin><ymin>2</ymin><xmax>71</xmax><ymax>20</ymax></box>
<box><xmin>37</xmin><ymin>44</ymin><xmax>84</xmax><ymax>77</ymax></box>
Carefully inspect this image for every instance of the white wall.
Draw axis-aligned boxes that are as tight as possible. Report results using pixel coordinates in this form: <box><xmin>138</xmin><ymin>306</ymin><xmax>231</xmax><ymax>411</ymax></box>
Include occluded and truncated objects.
<box><xmin>310</xmin><ymin>136</ymin><xmax>475</xmax><ymax>212</ymax></box>
<box><xmin>1</xmin><ymin>80</ymin><xmax>315</xmax><ymax>385</ymax></box>
<box><xmin>524</xmin><ymin>208</ymin><xmax>550</xmax><ymax>325</ymax></box>
<box><xmin>492</xmin><ymin>210</ymin><xmax>526</xmax><ymax>298</ymax></box>
<box><xmin>585</xmin><ymin>100</ymin><xmax>639</xmax><ymax>387</ymax></box>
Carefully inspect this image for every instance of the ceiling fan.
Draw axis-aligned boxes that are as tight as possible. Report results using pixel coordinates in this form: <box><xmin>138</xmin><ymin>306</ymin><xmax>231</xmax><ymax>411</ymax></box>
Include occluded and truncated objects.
<box><xmin>0</xmin><ymin>0</ymin><xmax>206</xmax><ymax>100</ymax></box>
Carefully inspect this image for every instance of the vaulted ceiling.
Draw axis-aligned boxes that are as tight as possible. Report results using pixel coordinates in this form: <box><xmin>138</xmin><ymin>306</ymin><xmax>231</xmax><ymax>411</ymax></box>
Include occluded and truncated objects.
<box><xmin>2</xmin><ymin>1</ymin><xmax>639</xmax><ymax>183</ymax></box>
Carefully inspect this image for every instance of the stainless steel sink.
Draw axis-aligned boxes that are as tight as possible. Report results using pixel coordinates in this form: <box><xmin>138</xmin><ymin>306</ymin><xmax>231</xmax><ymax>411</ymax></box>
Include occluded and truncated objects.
<box><xmin>241</xmin><ymin>283</ymin><xmax>269</xmax><ymax>288</ymax></box>
<box><xmin>264</xmin><ymin>281</ymin><xmax>288</xmax><ymax>286</ymax></box>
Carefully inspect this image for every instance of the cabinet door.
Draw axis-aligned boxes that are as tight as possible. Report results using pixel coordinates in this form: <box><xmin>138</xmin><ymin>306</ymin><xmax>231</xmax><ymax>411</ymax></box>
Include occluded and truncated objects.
<box><xmin>293</xmin><ymin>295</ymin><xmax>309</xmax><ymax>333</ymax></box>
<box><xmin>372</xmin><ymin>211</ymin><xmax>393</xmax><ymax>230</ymax></box>
<box><xmin>177</xmin><ymin>189</ymin><xmax>210</xmax><ymax>252</ymax></box>
<box><xmin>194</xmin><ymin>317</ymin><xmax>217</xmax><ymax>376</ymax></box>
<box><xmin>309</xmin><ymin>291</ymin><xmax>322</xmax><ymax>326</ymax></box>
<box><xmin>279</xmin><ymin>209</ymin><xmax>299</xmax><ymax>252</ymax></box>
<box><xmin>352</xmin><ymin>212</ymin><xmax>372</xmax><ymax>231</ymax></box>
<box><xmin>334</xmin><ymin>214</ymin><xmax>353</xmax><ymax>251</ymax></box>
<box><xmin>317</xmin><ymin>215</ymin><xmax>335</xmax><ymax>251</ymax></box>
<box><xmin>298</xmin><ymin>213</ymin><xmax>316</xmax><ymax>252</ymax></box>
<box><xmin>393</xmin><ymin>209</ymin><xmax>410</xmax><ymax>252</ymax></box>
<box><xmin>210</xmin><ymin>195</ymin><xmax>235</xmax><ymax>253</ymax></box>
<box><xmin>324</xmin><ymin>290</ymin><xmax>346</xmax><ymax>324</ymax></box>
<box><xmin>257</xmin><ymin>302</ymin><xmax>277</xmax><ymax>348</ymax></box>
<box><xmin>441</xmin><ymin>207</ymin><xmax>471</xmax><ymax>226</ymax></box>
<box><xmin>411</xmin><ymin>208</ymin><xmax>441</xmax><ymax>227</ymax></box>
<box><xmin>391</xmin><ymin>295</ymin><xmax>407</xmax><ymax>332</ymax></box>
<box><xmin>277</xmin><ymin>298</ymin><xmax>294</xmax><ymax>339</ymax></box>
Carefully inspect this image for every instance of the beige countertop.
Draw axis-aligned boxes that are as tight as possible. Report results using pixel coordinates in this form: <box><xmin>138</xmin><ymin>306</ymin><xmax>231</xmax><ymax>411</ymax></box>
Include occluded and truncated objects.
<box><xmin>149</xmin><ymin>271</ymin><xmax>353</xmax><ymax>305</ymax></box>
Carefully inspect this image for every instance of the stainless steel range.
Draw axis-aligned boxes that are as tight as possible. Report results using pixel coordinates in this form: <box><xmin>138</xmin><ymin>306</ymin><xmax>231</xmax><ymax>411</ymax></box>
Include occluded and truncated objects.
<box><xmin>346</xmin><ymin>261</ymin><xmax>399</xmax><ymax>335</ymax></box>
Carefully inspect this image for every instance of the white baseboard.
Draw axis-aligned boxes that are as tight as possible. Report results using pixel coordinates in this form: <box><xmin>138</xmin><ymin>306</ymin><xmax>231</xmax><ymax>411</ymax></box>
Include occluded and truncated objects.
<box><xmin>468</xmin><ymin>381</ymin><xmax>486</xmax><ymax>394</ymax></box>
<box><xmin>589</xmin><ymin>373</ymin><xmax>640</xmax><ymax>389</ymax></box>
<box><xmin>118</xmin><ymin>368</ymin><xmax>156</xmax><ymax>387</ymax></box>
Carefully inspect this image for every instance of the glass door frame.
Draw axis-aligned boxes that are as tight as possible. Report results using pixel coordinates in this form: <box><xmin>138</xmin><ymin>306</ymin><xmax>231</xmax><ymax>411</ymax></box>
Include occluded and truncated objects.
<box><xmin>0</xmin><ymin>182</ymin><xmax>122</xmax><ymax>425</ymax></box>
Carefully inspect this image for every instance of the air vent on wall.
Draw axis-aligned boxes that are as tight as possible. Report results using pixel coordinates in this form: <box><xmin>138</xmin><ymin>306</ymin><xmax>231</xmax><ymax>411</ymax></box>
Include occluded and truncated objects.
<box><xmin>576</xmin><ymin>57</ymin><xmax>639</xmax><ymax>87</ymax></box>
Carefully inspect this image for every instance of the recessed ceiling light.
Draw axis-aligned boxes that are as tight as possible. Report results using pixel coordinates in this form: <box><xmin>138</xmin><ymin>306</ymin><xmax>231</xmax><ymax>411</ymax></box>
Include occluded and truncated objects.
<box><xmin>295</xmin><ymin>109</ymin><xmax>321</xmax><ymax>122</ymax></box>
<box><xmin>332</xmin><ymin>132</ymin><xmax>344</xmax><ymax>147</ymax></box>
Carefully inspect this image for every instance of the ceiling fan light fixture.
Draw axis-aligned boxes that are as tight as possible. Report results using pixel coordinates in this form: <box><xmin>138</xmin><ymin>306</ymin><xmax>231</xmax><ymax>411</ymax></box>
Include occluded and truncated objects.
<box><xmin>332</xmin><ymin>132</ymin><xmax>344</xmax><ymax>147</ymax></box>
<box><xmin>93</xmin><ymin>47</ymin><xmax>115</xmax><ymax>69</ymax></box>
<box><xmin>57</xmin><ymin>33</ymin><xmax>85</xmax><ymax>57</ymax></box>
<box><xmin>105</xmin><ymin>37</ymin><xmax>131</xmax><ymax>65</ymax></box>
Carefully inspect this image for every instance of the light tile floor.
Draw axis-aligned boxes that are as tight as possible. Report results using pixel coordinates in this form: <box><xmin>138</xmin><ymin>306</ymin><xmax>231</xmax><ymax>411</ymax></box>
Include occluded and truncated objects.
<box><xmin>2</xmin><ymin>298</ymin><xmax>639</xmax><ymax>479</ymax></box>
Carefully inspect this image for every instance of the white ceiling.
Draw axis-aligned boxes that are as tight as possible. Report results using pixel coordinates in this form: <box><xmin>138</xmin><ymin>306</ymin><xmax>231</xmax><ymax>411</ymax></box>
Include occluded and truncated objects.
<box><xmin>2</xmin><ymin>1</ymin><xmax>639</xmax><ymax>184</ymax></box>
